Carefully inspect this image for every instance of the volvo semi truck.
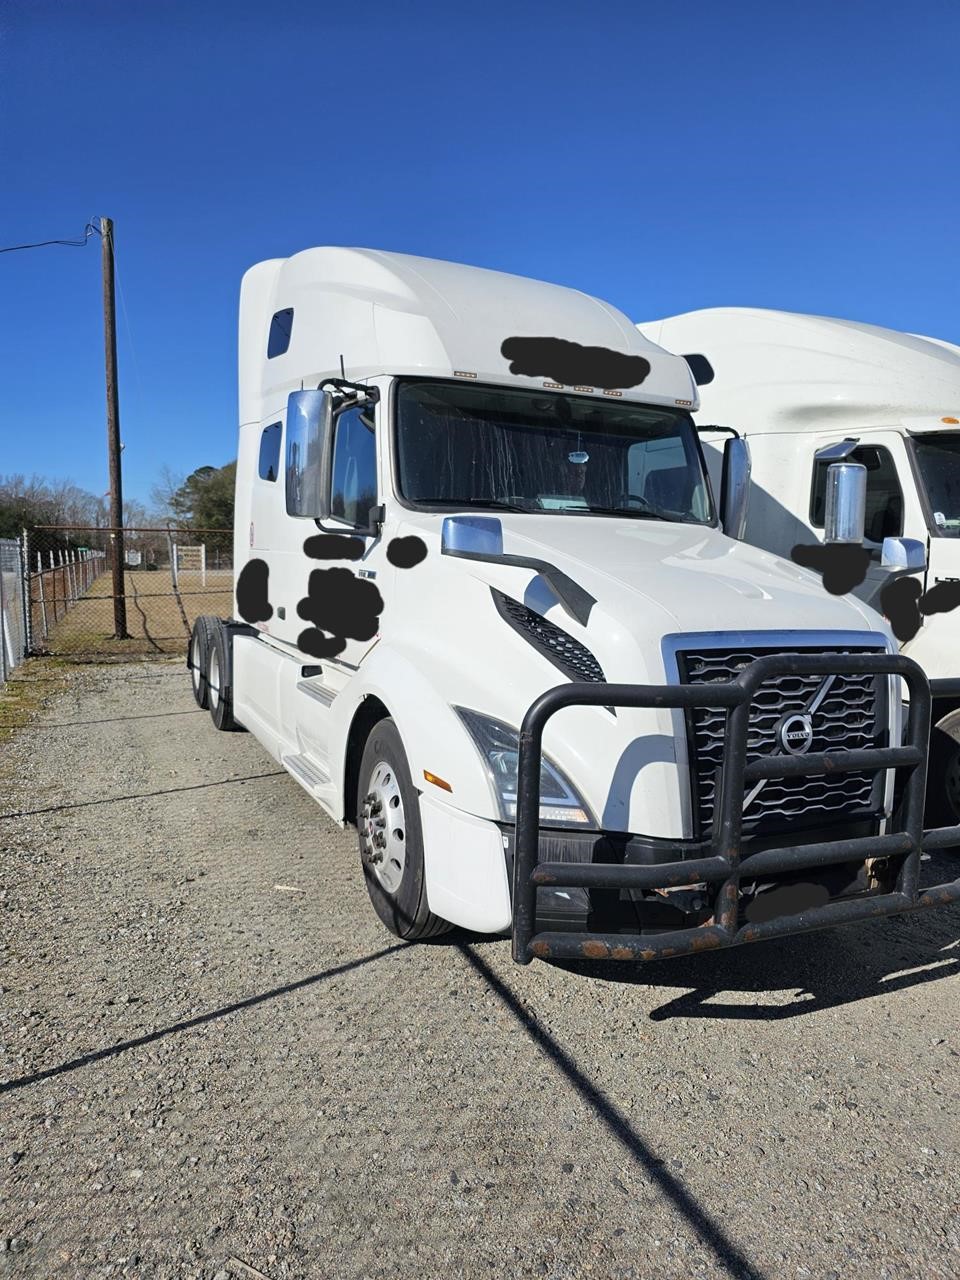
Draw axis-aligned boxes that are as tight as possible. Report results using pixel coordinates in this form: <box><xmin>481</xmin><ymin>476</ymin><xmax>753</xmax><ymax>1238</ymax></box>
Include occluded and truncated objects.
<box><xmin>637</xmin><ymin>308</ymin><xmax>960</xmax><ymax>826</ymax></box>
<box><xmin>188</xmin><ymin>251</ymin><xmax>960</xmax><ymax>964</ymax></box>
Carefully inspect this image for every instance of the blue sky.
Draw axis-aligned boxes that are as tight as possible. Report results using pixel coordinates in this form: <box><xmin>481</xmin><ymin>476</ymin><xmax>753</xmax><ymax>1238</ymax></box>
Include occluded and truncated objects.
<box><xmin>2</xmin><ymin>0</ymin><xmax>958</xmax><ymax>504</ymax></box>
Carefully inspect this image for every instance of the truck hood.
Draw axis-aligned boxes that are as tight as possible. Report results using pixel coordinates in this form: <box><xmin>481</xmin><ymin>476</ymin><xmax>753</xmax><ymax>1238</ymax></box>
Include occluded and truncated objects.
<box><xmin>487</xmin><ymin>515</ymin><xmax>887</xmax><ymax>664</ymax></box>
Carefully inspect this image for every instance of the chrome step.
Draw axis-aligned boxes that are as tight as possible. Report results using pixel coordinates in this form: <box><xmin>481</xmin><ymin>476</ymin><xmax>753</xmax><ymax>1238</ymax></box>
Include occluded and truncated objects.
<box><xmin>282</xmin><ymin>752</ymin><xmax>331</xmax><ymax>790</ymax></box>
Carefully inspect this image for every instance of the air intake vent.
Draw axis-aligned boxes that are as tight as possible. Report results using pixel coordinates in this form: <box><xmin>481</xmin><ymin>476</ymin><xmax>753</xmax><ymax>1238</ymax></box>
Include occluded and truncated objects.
<box><xmin>492</xmin><ymin>590</ymin><xmax>605</xmax><ymax>683</ymax></box>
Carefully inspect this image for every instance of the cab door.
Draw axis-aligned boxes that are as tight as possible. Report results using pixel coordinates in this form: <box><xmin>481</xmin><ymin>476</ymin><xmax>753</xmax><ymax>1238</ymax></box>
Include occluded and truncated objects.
<box><xmin>295</xmin><ymin>400</ymin><xmax>387</xmax><ymax>678</ymax></box>
<box><xmin>808</xmin><ymin>432</ymin><xmax>924</xmax><ymax>608</ymax></box>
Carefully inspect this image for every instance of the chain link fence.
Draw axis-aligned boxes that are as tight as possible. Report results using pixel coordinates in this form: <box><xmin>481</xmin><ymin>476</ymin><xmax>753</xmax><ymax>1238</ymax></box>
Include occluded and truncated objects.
<box><xmin>24</xmin><ymin>526</ymin><xmax>234</xmax><ymax>658</ymax></box>
<box><xmin>1</xmin><ymin>538</ymin><xmax>27</xmax><ymax>684</ymax></box>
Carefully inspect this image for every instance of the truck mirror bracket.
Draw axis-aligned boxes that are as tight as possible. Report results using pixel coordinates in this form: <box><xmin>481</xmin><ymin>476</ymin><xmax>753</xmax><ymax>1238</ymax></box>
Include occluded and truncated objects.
<box><xmin>442</xmin><ymin>546</ymin><xmax>595</xmax><ymax>627</ymax></box>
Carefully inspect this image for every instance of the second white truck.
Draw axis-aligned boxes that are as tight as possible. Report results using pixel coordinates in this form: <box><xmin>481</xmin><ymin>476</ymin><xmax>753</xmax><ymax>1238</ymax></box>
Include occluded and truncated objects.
<box><xmin>637</xmin><ymin>307</ymin><xmax>960</xmax><ymax>825</ymax></box>
<box><xmin>188</xmin><ymin>251</ymin><xmax>960</xmax><ymax>964</ymax></box>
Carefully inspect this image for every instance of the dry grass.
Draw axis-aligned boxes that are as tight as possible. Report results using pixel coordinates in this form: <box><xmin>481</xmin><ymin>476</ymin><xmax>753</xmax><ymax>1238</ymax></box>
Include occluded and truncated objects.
<box><xmin>33</xmin><ymin>568</ymin><xmax>233</xmax><ymax>657</ymax></box>
<box><xmin>0</xmin><ymin>656</ymin><xmax>72</xmax><ymax>744</ymax></box>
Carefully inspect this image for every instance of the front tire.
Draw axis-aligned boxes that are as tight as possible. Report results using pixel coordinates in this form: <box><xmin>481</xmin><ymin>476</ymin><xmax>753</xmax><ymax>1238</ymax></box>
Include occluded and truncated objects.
<box><xmin>927</xmin><ymin>715</ymin><xmax>960</xmax><ymax>831</ymax></box>
<box><xmin>357</xmin><ymin>719</ymin><xmax>451</xmax><ymax>940</ymax></box>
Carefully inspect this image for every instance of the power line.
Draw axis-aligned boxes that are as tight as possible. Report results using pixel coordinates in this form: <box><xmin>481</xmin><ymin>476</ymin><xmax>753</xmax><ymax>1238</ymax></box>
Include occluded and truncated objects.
<box><xmin>0</xmin><ymin>221</ymin><xmax>101</xmax><ymax>255</ymax></box>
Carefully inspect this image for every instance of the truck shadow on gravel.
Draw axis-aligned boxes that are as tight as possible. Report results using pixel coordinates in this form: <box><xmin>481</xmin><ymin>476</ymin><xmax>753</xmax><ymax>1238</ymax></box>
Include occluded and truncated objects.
<box><xmin>458</xmin><ymin>944</ymin><xmax>767</xmax><ymax>1280</ymax></box>
<box><xmin>550</xmin><ymin>906</ymin><xmax>960</xmax><ymax>1022</ymax></box>
<box><xmin>0</xmin><ymin>943</ymin><xmax>407</xmax><ymax>1099</ymax></box>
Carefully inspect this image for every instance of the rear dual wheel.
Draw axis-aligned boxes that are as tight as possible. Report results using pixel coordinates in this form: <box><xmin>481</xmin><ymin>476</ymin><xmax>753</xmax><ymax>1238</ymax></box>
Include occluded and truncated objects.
<box><xmin>206</xmin><ymin>623</ymin><xmax>242</xmax><ymax>732</ymax></box>
<box><xmin>188</xmin><ymin>617</ymin><xmax>243</xmax><ymax>732</ymax></box>
<box><xmin>188</xmin><ymin>616</ymin><xmax>218</xmax><ymax>709</ymax></box>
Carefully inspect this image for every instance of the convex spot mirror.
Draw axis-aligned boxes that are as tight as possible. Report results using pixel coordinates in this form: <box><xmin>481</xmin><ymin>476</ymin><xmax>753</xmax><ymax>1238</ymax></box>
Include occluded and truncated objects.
<box><xmin>881</xmin><ymin>536</ymin><xmax>926</xmax><ymax>573</ymax></box>
<box><xmin>441</xmin><ymin>515</ymin><xmax>504</xmax><ymax>558</ymax></box>
<box><xmin>285</xmin><ymin>389</ymin><xmax>335</xmax><ymax>519</ymax></box>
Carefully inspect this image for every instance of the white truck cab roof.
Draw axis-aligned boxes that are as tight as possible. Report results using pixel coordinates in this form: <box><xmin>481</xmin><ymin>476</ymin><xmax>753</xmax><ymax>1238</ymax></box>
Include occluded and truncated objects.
<box><xmin>240</xmin><ymin>247</ymin><xmax>698</xmax><ymax>426</ymax></box>
<box><xmin>637</xmin><ymin>307</ymin><xmax>960</xmax><ymax>432</ymax></box>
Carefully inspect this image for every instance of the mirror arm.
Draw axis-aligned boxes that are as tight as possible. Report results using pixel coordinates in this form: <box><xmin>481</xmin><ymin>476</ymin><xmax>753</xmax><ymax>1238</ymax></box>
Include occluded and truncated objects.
<box><xmin>312</xmin><ymin>504</ymin><xmax>384</xmax><ymax>540</ymax></box>
<box><xmin>442</xmin><ymin>547</ymin><xmax>595</xmax><ymax>626</ymax></box>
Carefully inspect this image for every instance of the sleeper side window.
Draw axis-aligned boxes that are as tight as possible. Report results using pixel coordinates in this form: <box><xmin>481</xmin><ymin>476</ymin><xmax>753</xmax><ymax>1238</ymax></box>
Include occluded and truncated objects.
<box><xmin>330</xmin><ymin>405</ymin><xmax>377</xmax><ymax>525</ymax></box>
<box><xmin>810</xmin><ymin>445</ymin><xmax>904</xmax><ymax>541</ymax></box>
<box><xmin>258</xmin><ymin>423</ymin><xmax>282</xmax><ymax>482</ymax></box>
<box><xmin>267</xmin><ymin>308</ymin><xmax>294</xmax><ymax>358</ymax></box>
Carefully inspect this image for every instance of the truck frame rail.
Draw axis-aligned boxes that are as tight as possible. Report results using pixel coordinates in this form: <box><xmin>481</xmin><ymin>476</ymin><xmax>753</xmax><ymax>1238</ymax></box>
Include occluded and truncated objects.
<box><xmin>511</xmin><ymin>653</ymin><xmax>960</xmax><ymax>964</ymax></box>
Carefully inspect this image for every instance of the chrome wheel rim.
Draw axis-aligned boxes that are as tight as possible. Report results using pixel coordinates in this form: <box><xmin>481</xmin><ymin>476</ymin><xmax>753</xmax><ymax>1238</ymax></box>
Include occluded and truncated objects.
<box><xmin>360</xmin><ymin>760</ymin><xmax>406</xmax><ymax>893</ymax></box>
<box><xmin>208</xmin><ymin>647</ymin><xmax>221</xmax><ymax>710</ymax></box>
<box><xmin>190</xmin><ymin>633</ymin><xmax>203</xmax><ymax>695</ymax></box>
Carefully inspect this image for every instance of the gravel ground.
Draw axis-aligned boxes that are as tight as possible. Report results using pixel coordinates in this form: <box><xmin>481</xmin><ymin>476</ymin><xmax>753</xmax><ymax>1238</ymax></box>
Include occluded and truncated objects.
<box><xmin>1</xmin><ymin>659</ymin><xmax>959</xmax><ymax>1280</ymax></box>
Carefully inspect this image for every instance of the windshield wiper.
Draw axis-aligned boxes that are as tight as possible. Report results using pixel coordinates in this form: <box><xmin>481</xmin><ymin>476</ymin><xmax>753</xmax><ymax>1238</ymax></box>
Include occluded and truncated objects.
<box><xmin>572</xmin><ymin>504</ymin><xmax>674</xmax><ymax>522</ymax></box>
<box><xmin>426</xmin><ymin>498</ymin><xmax>532</xmax><ymax>512</ymax></box>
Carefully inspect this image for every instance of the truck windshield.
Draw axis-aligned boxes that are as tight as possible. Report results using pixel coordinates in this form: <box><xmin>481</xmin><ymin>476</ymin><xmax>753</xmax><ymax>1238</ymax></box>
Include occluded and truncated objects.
<box><xmin>914</xmin><ymin>433</ymin><xmax>960</xmax><ymax>537</ymax></box>
<box><xmin>395</xmin><ymin>380</ymin><xmax>714</xmax><ymax>524</ymax></box>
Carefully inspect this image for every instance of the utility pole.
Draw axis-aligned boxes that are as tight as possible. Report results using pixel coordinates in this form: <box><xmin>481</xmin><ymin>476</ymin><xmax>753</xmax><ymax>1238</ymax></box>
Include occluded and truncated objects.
<box><xmin>101</xmin><ymin>216</ymin><xmax>127</xmax><ymax>638</ymax></box>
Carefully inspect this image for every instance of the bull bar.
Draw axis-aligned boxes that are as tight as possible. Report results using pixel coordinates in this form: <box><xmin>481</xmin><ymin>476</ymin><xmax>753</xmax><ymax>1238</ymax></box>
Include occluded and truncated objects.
<box><xmin>511</xmin><ymin>652</ymin><xmax>960</xmax><ymax>964</ymax></box>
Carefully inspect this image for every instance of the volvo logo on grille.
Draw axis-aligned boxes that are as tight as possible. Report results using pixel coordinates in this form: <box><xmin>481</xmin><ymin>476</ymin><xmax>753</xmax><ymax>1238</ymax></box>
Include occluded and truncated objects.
<box><xmin>778</xmin><ymin>713</ymin><xmax>814</xmax><ymax>755</ymax></box>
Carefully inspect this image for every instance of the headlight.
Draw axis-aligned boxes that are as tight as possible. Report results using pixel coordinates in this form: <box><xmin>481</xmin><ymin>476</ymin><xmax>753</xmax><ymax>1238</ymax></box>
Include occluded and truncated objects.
<box><xmin>454</xmin><ymin>707</ymin><xmax>594</xmax><ymax>827</ymax></box>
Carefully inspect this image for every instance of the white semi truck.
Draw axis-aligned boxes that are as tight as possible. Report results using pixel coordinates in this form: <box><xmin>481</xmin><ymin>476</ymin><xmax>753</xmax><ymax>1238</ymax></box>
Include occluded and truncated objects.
<box><xmin>188</xmin><ymin>250</ymin><xmax>960</xmax><ymax>964</ymax></box>
<box><xmin>637</xmin><ymin>308</ymin><xmax>960</xmax><ymax>825</ymax></box>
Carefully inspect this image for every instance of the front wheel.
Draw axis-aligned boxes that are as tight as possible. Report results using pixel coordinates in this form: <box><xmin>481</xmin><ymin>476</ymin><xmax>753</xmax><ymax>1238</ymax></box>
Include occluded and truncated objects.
<box><xmin>927</xmin><ymin>716</ymin><xmax>960</xmax><ymax>830</ymax></box>
<box><xmin>357</xmin><ymin>719</ymin><xmax>451</xmax><ymax>940</ymax></box>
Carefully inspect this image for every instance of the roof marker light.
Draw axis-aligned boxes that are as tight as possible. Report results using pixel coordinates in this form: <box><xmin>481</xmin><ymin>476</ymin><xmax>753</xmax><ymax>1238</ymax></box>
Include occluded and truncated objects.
<box><xmin>454</xmin><ymin>370</ymin><xmax>477</xmax><ymax>379</ymax></box>
<box><xmin>603</xmin><ymin>389</ymin><xmax>623</xmax><ymax>397</ymax></box>
<box><xmin>572</xmin><ymin>385</ymin><xmax>593</xmax><ymax>392</ymax></box>
<box><xmin>942</xmin><ymin>416</ymin><xmax>959</xmax><ymax>424</ymax></box>
<box><xmin>543</xmin><ymin>381</ymin><xmax>564</xmax><ymax>390</ymax></box>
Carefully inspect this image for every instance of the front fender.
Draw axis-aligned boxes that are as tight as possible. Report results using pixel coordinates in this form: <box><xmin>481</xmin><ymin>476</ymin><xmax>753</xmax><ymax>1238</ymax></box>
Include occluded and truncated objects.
<box><xmin>330</xmin><ymin>644</ymin><xmax>499</xmax><ymax>824</ymax></box>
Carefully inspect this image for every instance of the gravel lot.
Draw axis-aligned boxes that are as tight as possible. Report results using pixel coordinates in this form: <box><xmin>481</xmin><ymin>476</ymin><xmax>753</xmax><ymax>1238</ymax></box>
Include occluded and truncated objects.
<box><xmin>1</xmin><ymin>659</ymin><xmax>959</xmax><ymax>1280</ymax></box>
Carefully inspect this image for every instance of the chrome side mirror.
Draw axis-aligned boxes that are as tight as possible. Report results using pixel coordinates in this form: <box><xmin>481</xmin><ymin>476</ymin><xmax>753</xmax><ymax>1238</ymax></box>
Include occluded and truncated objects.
<box><xmin>720</xmin><ymin>437</ymin><xmax>751</xmax><ymax>539</ymax></box>
<box><xmin>440</xmin><ymin>515</ymin><xmax>504</xmax><ymax>558</ymax></box>
<box><xmin>881</xmin><ymin>536</ymin><xmax>926</xmax><ymax>572</ymax></box>
<box><xmin>824</xmin><ymin>461</ymin><xmax>867</xmax><ymax>544</ymax></box>
<box><xmin>285</xmin><ymin>390</ymin><xmax>335</xmax><ymax>519</ymax></box>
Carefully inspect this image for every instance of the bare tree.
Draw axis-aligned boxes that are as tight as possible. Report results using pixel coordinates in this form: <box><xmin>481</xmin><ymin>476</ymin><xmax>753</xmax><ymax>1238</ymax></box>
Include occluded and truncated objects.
<box><xmin>150</xmin><ymin>465</ymin><xmax>186</xmax><ymax>521</ymax></box>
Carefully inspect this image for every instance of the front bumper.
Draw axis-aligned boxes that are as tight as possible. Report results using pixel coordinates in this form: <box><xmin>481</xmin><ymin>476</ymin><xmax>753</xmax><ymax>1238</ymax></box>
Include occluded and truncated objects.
<box><xmin>511</xmin><ymin>652</ymin><xmax>960</xmax><ymax>964</ymax></box>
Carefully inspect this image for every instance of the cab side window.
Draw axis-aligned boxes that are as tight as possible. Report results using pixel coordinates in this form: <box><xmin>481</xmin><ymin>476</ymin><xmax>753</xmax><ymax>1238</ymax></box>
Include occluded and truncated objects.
<box><xmin>330</xmin><ymin>405</ymin><xmax>377</xmax><ymax>525</ymax></box>
<box><xmin>258</xmin><ymin>423</ymin><xmax>282</xmax><ymax>482</ymax></box>
<box><xmin>810</xmin><ymin>445</ymin><xmax>903</xmax><ymax>541</ymax></box>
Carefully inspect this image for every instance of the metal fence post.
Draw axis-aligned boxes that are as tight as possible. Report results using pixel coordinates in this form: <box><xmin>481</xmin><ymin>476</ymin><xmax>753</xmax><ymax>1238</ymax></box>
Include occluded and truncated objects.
<box><xmin>21</xmin><ymin>528</ymin><xmax>33</xmax><ymax>656</ymax></box>
<box><xmin>0</xmin><ymin>541</ymin><xmax>8</xmax><ymax>684</ymax></box>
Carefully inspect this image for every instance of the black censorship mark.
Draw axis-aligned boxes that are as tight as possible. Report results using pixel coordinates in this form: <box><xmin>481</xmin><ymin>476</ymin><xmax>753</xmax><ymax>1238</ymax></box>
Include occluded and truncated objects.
<box><xmin>304</xmin><ymin>533</ymin><xmax>365</xmax><ymax>561</ymax></box>
<box><xmin>387</xmin><ymin>535</ymin><xmax>427</xmax><ymax>569</ymax></box>
<box><xmin>297</xmin><ymin>567</ymin><xmax>383</xmax><ymax>659</ymax></box>
<box><xmin>919</xmin><ymin>577</ymin><xmax>960</xmax><ymax>618</ymax></box>
<box><xmin>501</xmin><ymin>337</ymin><xmax>651</xmax><ymax>390</ymax></box>
<box><xmin>744</xmin><ymin>881</ymin><xmax>830</xmax><ymax>924</ymax></box>
<box><xmin>881</xmin><ymin>576</ymin><xmax>960</xmax><ymax>643</ymax></box>
<box><xmin>297</xmin><ymin>628</ymin><xmax>347</xmax><ymax>659</ymax></box>
<box><xmin>881</xmin><ymin>578</ymin><xmax>923</xmax><ymax>642</ymax></box>
<box><xmin>790</xmin><ymin>544</ymin><xmax>872</xmax><ymax>595</ymax></box>
<box><xmin>236</xmin><ymin>558</ymin><xmax>273</xmax><ymax>623</ymax></box>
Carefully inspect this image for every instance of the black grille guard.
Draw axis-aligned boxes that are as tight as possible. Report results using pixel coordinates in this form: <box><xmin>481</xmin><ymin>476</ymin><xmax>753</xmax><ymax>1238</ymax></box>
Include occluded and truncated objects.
<box><xmin>511</xmin><ymin>652</ymin><xmax>960</xmax><ymax>964</ymax></box>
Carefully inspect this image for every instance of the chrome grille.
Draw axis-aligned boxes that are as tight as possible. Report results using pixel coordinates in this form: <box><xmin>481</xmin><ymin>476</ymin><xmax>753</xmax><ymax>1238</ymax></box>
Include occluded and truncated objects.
<box><xmin>677</xmin><ymin>646</ymin><xmax>887</xmax><ymax>836</ymax></box>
